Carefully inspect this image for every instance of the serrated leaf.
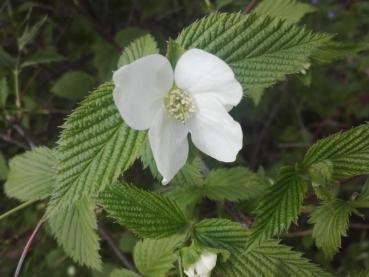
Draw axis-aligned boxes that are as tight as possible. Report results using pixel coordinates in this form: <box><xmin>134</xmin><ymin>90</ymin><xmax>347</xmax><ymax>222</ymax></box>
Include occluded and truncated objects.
<box><xmin>312</xmin><ymin>42</ymin><xmax>369</xmax><ymax>64</ymax></box>
<box><xmin>176</xmin><ymin>13</ymin><xmax>331</xmax><ymax>91</ymax></box>
<box><xmin>166</xmin><ymin>39</ymin><xmax>185</xmax><ymax>68</ymax></box>
<box><xmin>48</xmin><ymin>35</ymin><xmax>158</xmax><ymax>212</ymax></box>
<box><xmin>48</xmin><ymin>82</ymin><xmax>145</xmax><ymax>212</ymax></box>
<box><xmin>51</xmin><ymin>71</ymin><xmax>95</xmax><ymax>100</ymax></box>
<box><xmin>193</xmin><ymin>218</ymin><xmax>248</xmax><ymax>249</ymax></box>
<box><xmin>133</xmin><ymin>235</ymin><xmax>185</xmax><ymax>277</ymax></box>
<box><xmin>118</xmin><ymin>34</ymin><xmax>158</xmax><ymax>67</ymax></box>
<box><xmin>302</xmin><ymin>124</ymin><xmax>369</xmax><ymax>180</ymax></box>
<box><xmin>217</xmin><ymin>241</ymin><xmax>331</xmax><ymax>277</ymax></box>
<box><xmin>21</xmin><ymin>47</ymin><xmax>65</xmax><ymax>68</ymax></box>
<box><xmin>193</xmin><ymin>218</ymin><xmax>330</xmax><ymax>276</ymax></box>
<box><xmin>48</xmin><ymin>198</ymin><xmax>101</xmax><ymax>269</ymax></box>
<box><xmin>203</xmin><ymin>167</ymin><xmax>270</xmax><ymax>202</ymax></box>
<box><xmin>245</xmin><ymin>167</ymin><xmax>306</xmax><ymax>251</ymax></box>
<box><xmin>4</xmin><ymin>147</ymin><xmax>56</xmax><ymax>201</ymax></box>
<box><xmin>309</xmin><ymin>199</ymin><xmax>353</xmax><ymax>259</ymax></box>
<box><xmin>98</xmin><ymin>182</ymin><xmax>188</xmax><ymax>238</ymax></box>
<box><xmin>253</xmin><ymin>0</ymin><xmax>315</xmax><ymax>24</ymax></box>
<box><xmin>110</xmin><ymin>268</ymin><xmax>142</xmax><ymax>277</ymax></box>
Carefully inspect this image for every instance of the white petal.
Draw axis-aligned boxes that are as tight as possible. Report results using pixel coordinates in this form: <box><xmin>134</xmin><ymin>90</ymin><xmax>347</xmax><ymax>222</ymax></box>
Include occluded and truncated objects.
<box><xmin>148</xmin><ymin>108</ymin><xmax>189</xmax><ymax>184</ymax></box>
<box><xmin>184</xmin><ymin>266</ymin><xmax>195</xmax><ymax>277</ymax></box>
<box><xmin>198</xmin><ymin>252</ymin><xmax>217</xmax><ymax>272</ymax></box>
<box><xmin>113</xmin><ymin>54</ymin><xmax>173</xmax><ymax>130</ymax></box>
<box><xmin>174</xmin><ymin>48</ymin><xmax>242</xmax><ymax>108</ymax></box>
<box><xmin>188</xmin><ymin>95</ymin><xmax>243</xmax><ymax>162</ymax></box>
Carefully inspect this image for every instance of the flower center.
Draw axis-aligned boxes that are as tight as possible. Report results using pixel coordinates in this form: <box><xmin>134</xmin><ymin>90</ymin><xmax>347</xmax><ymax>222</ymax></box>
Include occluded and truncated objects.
<box><xmin>164</xmin><ymin>88</ymin><xmax>196</xmax><ymax>123</ymax></box>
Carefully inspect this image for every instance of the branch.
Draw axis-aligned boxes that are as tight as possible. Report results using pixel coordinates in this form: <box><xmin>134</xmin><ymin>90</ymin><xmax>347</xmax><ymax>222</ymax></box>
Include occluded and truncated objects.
<box><xmin>98</xmin><ymin>225</ymin><xmax>135</xmax><ymax>271</ymax></box>
<box><xmin>14</xmin><ymin>217</ymin><xmax>45</xmax><ymax>277</ymax></box>
<box><xmin>244</xmin><ymin>0</ymin><xmax>257</xmax><ymax>13</ymax></box>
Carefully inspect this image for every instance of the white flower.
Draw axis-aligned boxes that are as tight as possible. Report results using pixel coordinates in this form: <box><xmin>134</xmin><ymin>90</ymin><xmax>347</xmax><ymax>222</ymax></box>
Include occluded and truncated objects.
<box><xmin>184</xmin><ymin>251</ymin><xmax>217</xmax><ymax>277</ymax></box>
<box><xmin>113</xmin><ymin>48</ymin><xmax>243</xmax><ymax>184</ymax></box>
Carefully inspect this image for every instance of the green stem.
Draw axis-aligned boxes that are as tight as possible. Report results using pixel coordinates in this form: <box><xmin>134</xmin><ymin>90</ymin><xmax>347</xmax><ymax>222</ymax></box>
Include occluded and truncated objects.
<box><xmin>0</xmin><ymin>200</ymin><xmax>37</xmax><ymax>221</ymax></box>
<box><xmin>178</xmin><ymin>254</ymin><xmax>184</xmax><ymax>277</ymax></box>
<box><xmin>13</xmin><ymin>68</ymin><xmax>20</xmax><ymax>109</ymax></box>
<box><xmin>351</xmin><ymin>200</ymin><xmax>369</xmax><ymax>209</ymax></box>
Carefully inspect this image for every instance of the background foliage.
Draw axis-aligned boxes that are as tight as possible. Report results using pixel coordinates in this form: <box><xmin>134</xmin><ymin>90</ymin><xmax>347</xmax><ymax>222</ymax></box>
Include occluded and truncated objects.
<box><xmin>1</xmin><ymin>0</ymin><xmax>369</xmax><ymax>276</ymax></box>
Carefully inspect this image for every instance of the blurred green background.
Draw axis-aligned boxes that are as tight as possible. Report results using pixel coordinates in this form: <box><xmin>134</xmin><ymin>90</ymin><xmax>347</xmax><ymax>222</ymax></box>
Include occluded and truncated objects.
<box><xmin>1</xmin><ymin>0</ymin><xmax>369</xmax><ymax>276</ymax></box>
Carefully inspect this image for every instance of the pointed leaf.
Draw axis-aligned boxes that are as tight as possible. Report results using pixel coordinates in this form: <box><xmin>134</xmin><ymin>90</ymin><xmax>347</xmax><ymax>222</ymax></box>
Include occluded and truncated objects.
<box><xmin>176</xmin><ymin>13</ymin><xmax>331</xmax><ymax>91</ymax></box>
<box><xmin>98</xmin><ymin>182</ymin><xmax>188</xmax><ymax>238</ymax></box>
<box><xmin>309</xmin><ymin>199</ymin><xmax>353</xmax><ymax>259</ymax></box>
<box><xmin>133</xmin><ymin>235</ymin><xmax>185</xmax><ymax>277</ymax></box>
<box><xmin>245</xmin><ymin>167</ymin><xmax>306</xmax><ymax>250</ymax></box>
<box><xmin>48</xmin><ymin>198</ymin><xmax>101</xmax><ymax>269</ymax></box>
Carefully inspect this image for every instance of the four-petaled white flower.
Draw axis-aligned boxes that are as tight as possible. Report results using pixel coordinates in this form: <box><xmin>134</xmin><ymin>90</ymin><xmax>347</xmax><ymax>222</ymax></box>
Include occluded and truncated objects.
<box><xmin>184</xmin><ymin>251</ymin><xmax>217</xmax><ymax>277</ymax></box>
<box><xmin>113</xmin><ymin>48</ymin><xmax>243</xmax><ymax>184</ymax></box>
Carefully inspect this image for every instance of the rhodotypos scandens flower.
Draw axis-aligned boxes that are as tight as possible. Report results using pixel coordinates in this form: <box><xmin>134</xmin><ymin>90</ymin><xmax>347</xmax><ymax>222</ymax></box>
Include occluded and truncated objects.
<box><xmin>113</xmin><ymin>48</ymin><xmax>243</xmax><ymax>184</ymax></box>
<box><xmin>184</xmin><ymin>251</ymin><xmax>217</xmax><ymax>277</ymax></box>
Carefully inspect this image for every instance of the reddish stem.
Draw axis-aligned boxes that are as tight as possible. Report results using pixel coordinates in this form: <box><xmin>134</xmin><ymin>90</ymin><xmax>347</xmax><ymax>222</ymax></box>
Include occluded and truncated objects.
<box><xmin>14</xmin><ymin>218</ymin><xmax>45</xmax><ymax>277</ymax></box>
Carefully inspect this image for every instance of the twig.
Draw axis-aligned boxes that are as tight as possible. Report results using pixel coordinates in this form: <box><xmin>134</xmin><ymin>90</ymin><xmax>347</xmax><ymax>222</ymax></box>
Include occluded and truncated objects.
<box><xmin>349</xmin><ymin>223</ymin><xmax>369</xmax><ymax>230</ymax></box>
<box><xmin>1</xmin><ymin>133</ymin><xmax>29</xmax><ymax>150</ymax></box>
<box><xmin>14</xmin><ymin>217</ymin><xmax>45</xmax><ymax>277</ymax></box>
<box><xmin>244</xmin><ymin>0</ymin><xmax>257</xmax><ymax>13</ymax></box>
<box><xmin>0</xmin><ymin>200</ymin><xmax>37</xmax><ymax>221</ymax></box>
<box><xmin>224</xmin><ymin>201</ymin><xmax>252</xmax><ymax>228</ymax></box>
<box><xmin>98</xmin><ymin>226</ymin><xmax>135</xmax><ymax>271</ymax></box>
<box><xmin>12</xmin><ymin>123</ymin><xmax>36</xmax><ymax>149</ymax></box>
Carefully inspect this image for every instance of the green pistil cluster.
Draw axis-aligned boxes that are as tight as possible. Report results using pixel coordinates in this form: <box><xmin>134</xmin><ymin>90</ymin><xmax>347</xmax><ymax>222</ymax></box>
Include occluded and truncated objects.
<box><xmin>164</xmin><ymin>88</ymin><xmax>196</xmax><ymax>123</ymax></box>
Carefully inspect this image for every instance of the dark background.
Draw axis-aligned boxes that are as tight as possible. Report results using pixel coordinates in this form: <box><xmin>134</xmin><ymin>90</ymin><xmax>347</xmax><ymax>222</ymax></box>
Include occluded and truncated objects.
<box><xmin>1</xmin><ymin>0</ymin><xmax>369</xmax><ymax>276</ymax></box>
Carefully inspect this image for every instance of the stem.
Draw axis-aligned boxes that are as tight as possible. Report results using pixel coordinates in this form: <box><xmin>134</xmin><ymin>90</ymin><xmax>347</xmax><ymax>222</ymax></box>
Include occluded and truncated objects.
<box><xmin>351</xmin><ymin>200</ymin><xmax>369</xmax><ymax>209</ymax></box>
<box><xmin>178</xmin><ymin>254</ymin><xmax>184</xmax><ymax>277</ymax></box>
<box><xmin>98</xmin><ymin>226</ymin><xmax>135</xmax><ymax>271</ymax></box>
<box><xmin>13</xmin><ymin>68</ymin><xmax>21</xmax><ymax>110</ymax></box>
<box><xmin>14</xmin><ymin>217</ymin><xmax>45</xmax><ymax>277</ymax></box>
<box><xmin>0</xmin><ymin>200</ymin><xmax>37</xmax><ymax>221</ymax></box>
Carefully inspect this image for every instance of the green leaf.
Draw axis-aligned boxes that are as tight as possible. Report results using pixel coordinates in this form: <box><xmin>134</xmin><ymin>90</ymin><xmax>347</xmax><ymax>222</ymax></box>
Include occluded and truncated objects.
<box><xmin>253</xmin><ymin>0</ymin><xmax>315</xmax><ymax>24</ymax></box>
<box><xmin>245</xmin><ymin>167</ymin><xmax>306</xmax><ymax>251</ymax></box>
<box><xmin>312</xmin><ymin>42</ymin><xmax>369</xmax><ymax>64</ymax></box>
<box><xmin>98</xmin><ymin>182</ymin><xmax>188</xmax><ymax>238</ymax></box>
<box><xmin>140</xmin><ymin>140</ymin><xmax>160</xmax><ymax>179</ymax></box>
<box><xmin>217</xmin><ymin>241</ymin><xmax>332</xmax><ymax>277</ymax></box>
<box><xmin>110</xmin><ymin>268</ymin><xmax>142</xmax><ymax>277</ymax></box>
<box><xmin>48</xmin><ymin>198</ymin><xmax>101</xmax><ymax>270</ymax></box>
<box><xmin>193</xmin><ymin>218</ymin><xmax>330</xmax><ymax>276</ymax></box>
<box><xmin>171</xmin><ymin>158</ymin><xmax>203</xmax><ymax>188</ymax></box>
<box><xmin>21</xmin><ymin>47</ymin><xmax>65</xmax><ymax>68</ymax></box>
<box><xmin>118</xmin><ymin>34</ymin><xmax>158</xmax><ymax>67</ymax></box>
<box><xmin>166</xmin><ymin>39</ymin><xmax>185</xmax><ymax>68</ymax></box>
<box><xmin>193</xmin><ymin>218</ymin><xmax>248</xmax><ymax>249</ymax></box>
<box><xmin>18</xmin><ymin>16</ymin><xmax>47</xmax><ymax>51</ymax></box>
<box><xmin>308</xmin><ymin>159</ymin><xmax>333</xmax><ymax>187</ymax></box>
<box><xmin>176</xmin><ymin>13</ymin><xmax>331</xmax><ymax>92</ymax></box>
<box><xmin>309</xmin><ymin>199</ymin><xmax>353</xmax><ymax>259</ymax></box>
<box><xmin>48</xmin><ymin>34</ymin><xmax>158</xmax><ymax>212</ymax></box>
<box><xmin>51</xmin><ymin>71</ymin><xmax>95</xmax><ymax>101</ymax></box>
<box><xmin>203</xmin><ymin>167</ymin><xmax>270</xmax><ymax>202</ymax></box>
<box><xmin>247</xmin><ymin>87</ymin><xmax>264</xmax><ymax>106</ymax></box>
<box><xmin>47</xmin><ymin>81</ymin><xmax>144</xmax><ymax>212</ymax></box>
<box><xmin>93</xmin><ymin>28</ymin><xmax>148</xmax><ymax>81</ymax></box>
<box><xmin>133</xmin><ymin>235</ymin><xmax>185</xmax><ymax>277</ymax></box>
<box><xmin>302</xmin><ymin>124</ymin><xmax>369</xmax><ymax>180</ymax></box>
<box><xmin>0</xmin><ymin>77</ymin><xmax>9</xmax><ymax>108</ymax></box>
<box><xmin>4</xmin><ymin>147</ymin><xmax>56</xmax><ymax>201</ymax></box>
